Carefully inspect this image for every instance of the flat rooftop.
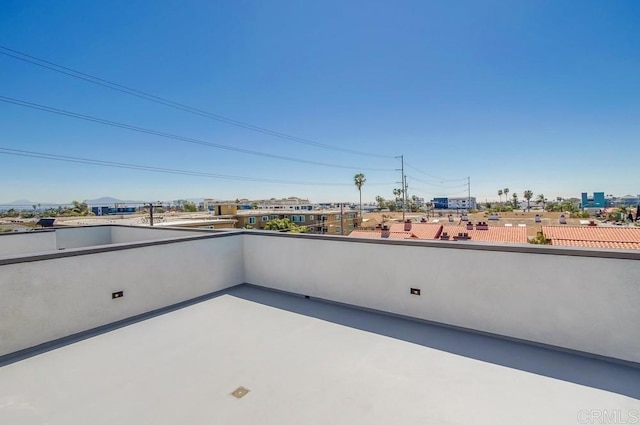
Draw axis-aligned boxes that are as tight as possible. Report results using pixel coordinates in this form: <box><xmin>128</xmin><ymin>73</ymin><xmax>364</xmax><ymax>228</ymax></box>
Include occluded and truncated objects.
<box><xmin>1</xmin><ymin>285</ymin><xmax>638</xmax><ymax>424</ymax></box>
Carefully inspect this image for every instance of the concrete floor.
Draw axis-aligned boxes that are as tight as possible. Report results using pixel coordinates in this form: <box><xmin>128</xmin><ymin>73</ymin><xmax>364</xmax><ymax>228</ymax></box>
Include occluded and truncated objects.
<box><xmin>0</xmin><ymin>286</ymin><xmax>638</xmax><ymax>424</ymax></box>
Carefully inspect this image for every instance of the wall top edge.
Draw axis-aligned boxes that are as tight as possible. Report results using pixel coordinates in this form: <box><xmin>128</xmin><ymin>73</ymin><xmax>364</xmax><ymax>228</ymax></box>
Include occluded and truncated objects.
<box><xmin>1</xmin><ymin>227</ymin><xmax>638</xmax><ymax>265</ymax></box>
<box><xmin>0</xmin><ymin>230</ymin><xmax>243</xmax><ymax>266</ymax></box>
<box><xmin>241</xmin><ymin>230</ymin><xmax>640</xmax><ymax>260</ymax></box>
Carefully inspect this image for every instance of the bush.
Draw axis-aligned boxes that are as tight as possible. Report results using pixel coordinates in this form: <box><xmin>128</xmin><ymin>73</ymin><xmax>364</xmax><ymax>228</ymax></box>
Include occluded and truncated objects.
<box><xmin>570</xmin><ymin>211</ymin><xmax>590</xmax><ymax>219</ymax></box>
<box><xmin>529</xmin><ymin>232</ymin><xmax>550</xmax><ymax>245</ymax></box>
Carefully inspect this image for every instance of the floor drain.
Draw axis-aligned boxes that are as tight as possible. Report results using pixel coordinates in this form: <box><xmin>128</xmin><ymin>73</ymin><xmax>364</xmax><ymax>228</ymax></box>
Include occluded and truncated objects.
<box><xmin>231</xmin><ymin>386</ymin><xmax>250</xmax><ymax>399</ymax></box>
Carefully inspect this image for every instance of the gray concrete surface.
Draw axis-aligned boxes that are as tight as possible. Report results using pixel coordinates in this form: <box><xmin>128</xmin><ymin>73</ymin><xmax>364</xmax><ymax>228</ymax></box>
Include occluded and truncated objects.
<box><xmin>0</xmin><ymin>286</ymin><xmax>638</xmax><ymax>425</ymax></box>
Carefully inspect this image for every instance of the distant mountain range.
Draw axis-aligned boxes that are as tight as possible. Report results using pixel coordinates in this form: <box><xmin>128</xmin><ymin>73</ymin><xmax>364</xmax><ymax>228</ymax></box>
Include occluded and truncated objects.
<box><xmin>0</xmin><ymin>199</ymin><xmax>60</xmax><ymax>208</ymax></box>
<box><xmin>1</xmin><ymin>196</ymin><xmax>207</xmax><ymax>208</ymax></box>
<box><xmin>84</xmin><ymin>197</ymin><xmax>205</xmax><ymax>205</ymax></box>
<box><xmin>83</xmin><ymin>197</ymin><xmax>145</xmax><ymax>205</ymax></box>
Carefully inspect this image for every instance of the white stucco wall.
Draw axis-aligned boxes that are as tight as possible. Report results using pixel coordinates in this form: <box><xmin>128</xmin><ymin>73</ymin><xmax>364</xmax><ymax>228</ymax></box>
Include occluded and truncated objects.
<box><xmin>55</xmin><ymin>226</ymin><xmax>112</xmax><ymax>249</ymax></box>
<box><xmin>3</xmin><ymin>229</ymin><xmax>638</xmax><ymax>364</ymax></box>
<box><xmin>0</xmin><ymin>234</ymin><xmax>244</xmax><ymax>357</ymax></box>
<box><xmin>244</xmin><ymin>234</ymin><xmax>640</xmax><ymax>364</ymax></box>
<box><xmin>110</xmin><ymin>226</ymin><xmax>209</xmax><ymax>244</ymax></box>
<box><xmin>0</xmin><ymin>231</ymin><xmax>56</xmax><ymax>257</ymax></box>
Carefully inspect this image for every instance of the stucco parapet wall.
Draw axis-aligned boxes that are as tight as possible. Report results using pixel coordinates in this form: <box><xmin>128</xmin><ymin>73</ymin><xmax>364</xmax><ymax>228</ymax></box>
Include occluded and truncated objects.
<box><xmin>1</xmin><ymin>226</ymin><xmax>639</xmax><ymax>265</ymax></box>
<box><xmin>243</xmin><ymin>230</ymin><xmax>640</xmax><ymax>260</ymax></box>
<box><xmin>0</xmin><ymin>226</ymin><xmax>243</xmax><ymax>266</ymax></box>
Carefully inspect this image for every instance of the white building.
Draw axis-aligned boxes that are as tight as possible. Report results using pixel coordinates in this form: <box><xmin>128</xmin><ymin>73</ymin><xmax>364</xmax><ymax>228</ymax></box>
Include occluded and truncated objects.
<box><xmin>447</xmin><ymin>197</ymin><xmax>477</xmax><ymax>210</ymax></box>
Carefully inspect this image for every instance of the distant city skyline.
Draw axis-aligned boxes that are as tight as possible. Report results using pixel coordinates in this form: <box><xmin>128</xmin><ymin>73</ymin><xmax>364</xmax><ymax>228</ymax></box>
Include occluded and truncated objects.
<box><xmin>1</xmin><ymin>1</ymin><xmax>638</xmax><ymax>203</ymax></box>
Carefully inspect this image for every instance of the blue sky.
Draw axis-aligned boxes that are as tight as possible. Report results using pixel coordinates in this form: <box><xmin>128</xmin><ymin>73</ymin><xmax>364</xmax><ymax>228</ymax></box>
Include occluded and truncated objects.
<box><xmin>1</xmin><ymin>0</ymin><xmax>638</xmax><ymax>204</ymax></box>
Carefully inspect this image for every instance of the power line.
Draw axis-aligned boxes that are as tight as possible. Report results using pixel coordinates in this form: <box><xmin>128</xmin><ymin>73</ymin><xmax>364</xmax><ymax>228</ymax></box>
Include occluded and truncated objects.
<box><xmin>0</xmin><ymin>45</ymin><xmax>392</xmax><ymax>159</ymax></box>
<box><xmin>406</xmin><ymin>175</ymin><xmax>468</xmax><ymax>188</ymax></box>
<box><xmin>408</xmin><ymin>186</ymin><xmax>468</xmax><ymax>197</ymax></box>
<box><xmin>0</xmin><ymin>146</ymin><xmax>395</xmax><ymax>186</ymax></box>
<box><xmin>404</xmin><ymin>161</ymin><xmax>466</xmax><ymax>182</ymax></box>
<box><xmin>0</xmin><ymin>96</ymin><xmax>394</xmax><ymax>172</ymax></box>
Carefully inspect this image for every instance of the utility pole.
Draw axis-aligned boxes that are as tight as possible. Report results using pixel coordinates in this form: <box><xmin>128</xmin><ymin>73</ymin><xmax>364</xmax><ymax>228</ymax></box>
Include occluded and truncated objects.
<box><xmin>395</xmin><ymin>154</ymin><xmax>406</xmax><ymax>221</ymax></box>
<box><xmin>146</xmin><ymin>202</ymin><xmax>162</xmax><ymax>226</ymax></box>
<box><xmin>146</xmin><ymin>203</ymin><xmax>155</xmax><ymax>226</ymax></box>
<box><xmin>467</xmin><ymin>176</ymin><xmax>471</xmax><ymax>212</ymax></box>
<box><xmin>340</xmin><ymin>202</ymin><xmax>344</xmax><ymax>235</ymax></box>
<box><xmin>404</xmin><ymin>174</ymin><xmax>408</xmax><ymax>214</ymax></box>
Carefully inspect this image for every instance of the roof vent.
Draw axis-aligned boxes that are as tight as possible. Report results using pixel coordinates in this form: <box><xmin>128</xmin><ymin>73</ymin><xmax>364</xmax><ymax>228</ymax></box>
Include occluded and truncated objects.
<box><xmin>440</xmin><ymin>231</ymin><xmax>450</xmax><ymax>240</ymax></box>
<box><xmin>404</xmin><ymin>220</ymin><xmax>412</xmax><ymax>231</ymax></box>
<box><xmin>381</xmin><ymin>224</ymin><xmax>390</xmax><ymax>238</ymax></box>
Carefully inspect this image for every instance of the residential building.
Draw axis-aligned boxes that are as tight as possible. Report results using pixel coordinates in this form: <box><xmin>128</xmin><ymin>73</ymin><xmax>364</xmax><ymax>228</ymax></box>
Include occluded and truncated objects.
<box><xmin>350</xmin><ymin>220</ymin><xmax>526</xmax><ymax>244</ymax></box>
<box><xmin>0</xmin><ymin>225</ymin><xmax>638</xmax><ymax>424</ymax></box>
<box><xmin>432</xmin><ymin>197</ymin><xmax>448</xmax><ymax>209</ymax></box>
<box><xmin>235</xmin><ymin>208</ymin><xmax>359</xmax><ymax>234</ymax></box>
<box><xmin>254</xmin><ymin>197</ymin><xmax>311</xmax><ymax>210</ymax></box>
<box><xmin>448</xmin><ymin>197</ymin><xmax>477</xmax><ymax>210</ymax></box>
<box><xmin>542</xmin><ymin>225</ymin><xmax>640</xmax><ymax>250</ymax></box>
<box><xmin>430</xmin><ymin>197</ymin><xmax>477</xmax><ymax>210</ymax></box>
<box><xmin>620</xmin><ymin>195</ymin><xmax>640</xmax><ymax>207</ymax></box>
<box><xmin>90</xmin><ymin>205</ymin><xmax>137</xmax><ymax>215</ymax></box>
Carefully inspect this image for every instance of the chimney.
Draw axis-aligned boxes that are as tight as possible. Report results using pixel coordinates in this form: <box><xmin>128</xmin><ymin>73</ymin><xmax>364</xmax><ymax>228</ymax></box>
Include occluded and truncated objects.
<box><xmin>404</xmin><ymin>219</ymin><xmax>412</xmax><ymax>231</ymax></box>
<box><xmin>381</xmin><ymin>224</ymin><xmax>390</xmax><ymax>238</ymax></box>
<box><xmin>440</xmin><ymin>231</ymin><xmax>450</xmax><ymax>240</ymax></box>
<box><xmin>453</xmin><ymin>232</ymin><xmax>471</xmax><ymax>241</ymax></box>
<box><xmin>466</xmin><ymin>222</ymin><xmax>474</xmax><ymax>230</ymax></box>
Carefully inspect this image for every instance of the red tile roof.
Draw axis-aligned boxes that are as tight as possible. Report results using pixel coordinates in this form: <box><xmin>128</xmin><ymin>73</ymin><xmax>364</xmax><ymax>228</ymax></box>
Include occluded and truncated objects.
<box><xmin>348</xmin><ymin>229</ymin><xmax>418</xmax><ymax>240</ymax></box>
<box><xmin>542</xmin><ymin>226</ymin><xmax>640</xmax><ymax>243</ymax></box>
<box><xmin>444</xmin><ymin>226</ymin><xmax>528</xmax><ymax>244</ymax></box>
<box><xmin>388</xmin><ymin>223</ymin><xmax>443</xmax><ymax>239</ymax></box>
<box><xmin>348</xmin><ymin>230</ymin><xmax>382</xmax><ymax>239</ymax></box>
<box><xmin>550</xmin><ymin>240</ymin><xmax>640</xmax><ymax>250</ymax></box>
<box><xmin>386</xmin><ymin>231</ymin><xmax>416</xmax><ymax>239</ymax></box>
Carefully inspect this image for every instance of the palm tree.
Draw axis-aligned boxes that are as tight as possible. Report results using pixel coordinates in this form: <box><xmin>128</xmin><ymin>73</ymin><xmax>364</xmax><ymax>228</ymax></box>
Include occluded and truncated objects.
<box><xmin>503</xmin><ymin>188</ymin><xmax>509</xmax><ymax>204</ymax></box>
<box><xmin>71</xmin><ymin>200</ymin><xmax>89</xmax><ymax>216</ymax></box>
<box><xmin>536</xmin><ymin>194</ymin><xmax>547</xmax><ymax>210</ymax></box>
<box><xmin>512</xmin><ymin>192</ymin><xmax>518</xmax><ymax>208</ymax></box>
<box><xmin>354</xmin><ymin>173</ymin><xmax>366</xmax><ymax>224</ymax></box>
<box><xmin>523</xmin><ymin>190</ymin><xmax>533</xmax><ymax>211</ymax></box>
<box><xmin>498</xmin><ymin>189</ymin><xmax>503</xmax><ymax>204</ymax></box>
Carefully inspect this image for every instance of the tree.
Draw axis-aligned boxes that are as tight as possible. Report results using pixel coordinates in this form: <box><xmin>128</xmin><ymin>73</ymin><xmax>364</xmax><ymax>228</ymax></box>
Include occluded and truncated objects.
<box><xmin>71</xmin><ymin>200</ymin><xmax>89</xmax><ymax>216</ymax></box>
<box><xmin>523</xmin><ymin>190</ymin><xmax>533</xmax><ymax>211</ymax></box>
<box><xmin>264</xmin><ymin>218</ymin><xmax>308</xmax><ymax>233</ymax></box>
<box><xmin>498</xmin><ymin>189</ymin><xmax>503</xmax><ymax>204</ymax></box>
<box><xmin>503</xmin><ymin>188</ymin><xmax>509</xmax><ymax>204</ymax></box>
<box><xmin>375</xmin><ymin>196</ymin><xmax>386</xmax><ymax>209</ymax></box>
<box><xmin>183</xmin><ymin>201</ymin><xmax>197</xmax><ymax>212</ymax></box>
<box><xmin>425</xmin><ymin>201</ymin><xmax>433</xmax><ymax>217</ymax></box>
<box><xmin>354</xmin><ymin>173</ymin><xmax>366</xmax><ymax>223</ymax></box>
<box><xmin>512</xmin><ymin>192</ymin><xmax>518</xmax><ymax>208</ymax></box>
<box><xmin>393</xmin><ymin>188</ymin><xmax>404</xmax><ymax>209</ymax></box>
<box><xmin>410</xmin><ymin>195</ymin><xmax>420</xmax><ymax>212</ymax></box>
<box><xmin>536</xmin><ymin>194</ymin><xmax>547</xmax><ymax>210</ymax></box>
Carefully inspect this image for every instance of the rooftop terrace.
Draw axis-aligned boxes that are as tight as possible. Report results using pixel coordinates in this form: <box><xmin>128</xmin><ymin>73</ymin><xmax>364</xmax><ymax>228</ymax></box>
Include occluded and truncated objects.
<box><xmin>1</xmin><ymin>226</ymin><xmax>639</xmax><ymax>423</ymax></box>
